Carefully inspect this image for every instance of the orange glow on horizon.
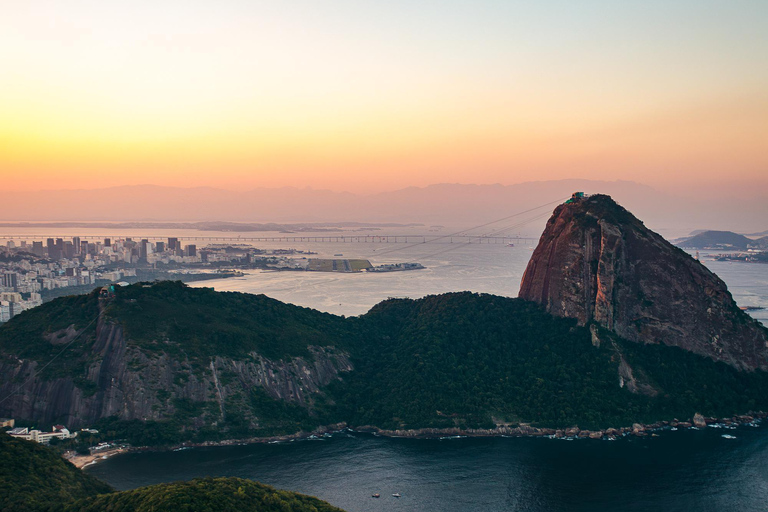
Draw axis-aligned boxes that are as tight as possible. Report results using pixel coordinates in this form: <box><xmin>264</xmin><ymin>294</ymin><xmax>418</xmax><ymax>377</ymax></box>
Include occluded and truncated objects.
<box><xmin>1</xmin><ymin>1</ymin><xmax>767</xmax><ymax>195</ymax></box>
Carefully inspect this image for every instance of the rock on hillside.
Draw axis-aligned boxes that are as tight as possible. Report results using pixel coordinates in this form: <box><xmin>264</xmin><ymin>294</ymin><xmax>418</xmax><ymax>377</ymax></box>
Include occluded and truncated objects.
<box><xmin>519</xmin><ymin>194</ymin><xmax>768</xmax><ymax>371</ymax></box>
<box><xmin>0</xmin><ymin>284</ymin><xmax>353</xmax><ymax>431</ymax></box>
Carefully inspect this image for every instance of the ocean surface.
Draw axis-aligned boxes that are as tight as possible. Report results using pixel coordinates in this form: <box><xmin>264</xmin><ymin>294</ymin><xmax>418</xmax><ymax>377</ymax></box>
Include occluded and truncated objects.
<box><xmin>186</xmin><ymin>242</ymin><xmax>768</xmax><ymax>325</ymax></box>
<box><xmin>88</xmin><ymin>423</ymin><xmax>768</xmax><ymax>512</ymax></box>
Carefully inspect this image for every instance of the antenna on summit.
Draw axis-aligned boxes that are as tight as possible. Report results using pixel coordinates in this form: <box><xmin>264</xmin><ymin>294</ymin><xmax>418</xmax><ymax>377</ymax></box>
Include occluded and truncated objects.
<box><xmin>565</xmin><ymin>191</ymin><xmax>589</xmax><ymax>204</ymax></box>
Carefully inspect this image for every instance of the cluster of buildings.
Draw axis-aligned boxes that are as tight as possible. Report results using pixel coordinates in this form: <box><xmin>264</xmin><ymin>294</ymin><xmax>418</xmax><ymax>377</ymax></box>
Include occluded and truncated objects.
<box><xmin>2</xmin><ymin>418</ymin><xmax>100</xmax><ymax>445</ymax></box>
<box><xmin>1</xmin><ymin>236</ymin><xmax>320</xmax><ymax>323</ymax></box>
<box><xmin>0</xmin><ymin>236</ymin><xmax>204</xmax><ymax>323</ymax></box>
<box><xmin>0</xmin><ymin>290</ymin><xmax>42</xmax><ymax>322</ymax></box>
<box><xmin>6</xmin><ymin>425</ymin><xmax>75</xmax><ymax>444</ymax></box>
<box><xmin>5</xmin><ymin>236</ymin><xmax>201</xmax><ymax>266</ymax></box>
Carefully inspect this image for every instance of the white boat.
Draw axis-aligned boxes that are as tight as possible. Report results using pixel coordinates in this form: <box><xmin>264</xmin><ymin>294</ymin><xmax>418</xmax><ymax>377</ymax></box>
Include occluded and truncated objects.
<box><xmin>721</xmin><ymin>434</ymin><xmax>737</xmax><ymax>439</ymax></box>
<box><xmin>392</xmin><ymin>493</ymin><xmax>401</xmax><ymax>498</ymax></box>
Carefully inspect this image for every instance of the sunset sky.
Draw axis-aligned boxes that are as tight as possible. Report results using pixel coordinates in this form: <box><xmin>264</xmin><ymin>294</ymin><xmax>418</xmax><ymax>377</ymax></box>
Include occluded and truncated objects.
<box><xmin>2</xmin><ymin>0</ymin><xmax>766</xmax><ymax>195</ymax></box>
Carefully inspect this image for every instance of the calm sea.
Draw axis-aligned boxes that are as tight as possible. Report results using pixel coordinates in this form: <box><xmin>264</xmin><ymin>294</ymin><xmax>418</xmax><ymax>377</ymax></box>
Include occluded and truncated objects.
<box><xmin>186</xmin><ymin>242</ymin><xmax>768</xmax><ymax>325</ymax></box>
<box><xmin>88</xmin><ymin>424</ymin><xmax>768</xmax><ymax>512</ymax></box>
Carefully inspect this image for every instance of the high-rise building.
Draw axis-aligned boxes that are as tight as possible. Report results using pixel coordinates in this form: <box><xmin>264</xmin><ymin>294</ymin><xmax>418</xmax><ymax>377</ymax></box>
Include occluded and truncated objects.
<box><xmin>72</xmin><ymin>237</ymin><xmax>81</xmax><ymax>254</ymax></box>
<box><xmin>140</xmin><ymin>239</ymin><xmax>149</xmax><ymax>262</ymax></box>
<box><xmin>155</xmin><ymin>241</ymin><xmax>165</xmax><ymax>253</ymax></box>
<box><xmin>1</xmin><ymin>272</ymin><xmax>19</xmax><ymax>290</ymax></box>
<box><xmin>168</xmin><ymin>238</ymin><xmax>179</xmax><ymax>251</ymax></box>
<box><xmin>185</xmin><ymin>244</ymin><xmax>197</xmax><ymax>257</ymax></box>
<box><xmin>104</xmin><ymin>238</ymin><xmax>111</xmax><ymax>247</ymax></box>
<box><xmin>64</xmin><ymin>241</ymin><xmax>75</xmax><ymax>259</ymax></box>
<box><xmin>32</xmin><ymin>241</ymin><xmax>44</xmax><ymax>256</ymax></box>
<box><xmin>46</xmin><ymin>238</ymin><xmax>55</xmax><ymax>259</ymax></box>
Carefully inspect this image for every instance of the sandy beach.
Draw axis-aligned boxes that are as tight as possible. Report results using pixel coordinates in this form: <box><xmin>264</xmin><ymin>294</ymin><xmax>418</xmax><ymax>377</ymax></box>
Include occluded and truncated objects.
<box><xmin>65</xmin><ymin>447</ymin><xmax>128</xmax><ymax>469</ymax></box>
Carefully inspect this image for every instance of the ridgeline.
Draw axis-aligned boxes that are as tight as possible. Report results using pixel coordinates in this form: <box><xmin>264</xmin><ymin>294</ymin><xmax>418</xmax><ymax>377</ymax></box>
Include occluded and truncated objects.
<box><xmin>1</xmin><ymin>282</ymin><xmax>767</xmax><ymax>444</ymax></box>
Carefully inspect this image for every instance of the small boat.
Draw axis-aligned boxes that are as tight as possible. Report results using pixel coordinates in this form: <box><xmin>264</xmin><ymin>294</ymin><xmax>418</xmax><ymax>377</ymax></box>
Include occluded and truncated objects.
<box><xmin>392</xmin><ymin>493</ymin><xmax>401</xmax><ymax>498</ymax></box>
<box><xmin>371</xmin><ymin>494</ymin><xmax>380</xmax><ymax>498</ymax></box>
<box><xmin>721</xmin><ymin>434</ymin><xmax>737</xmax><ymax>439</ymax></box>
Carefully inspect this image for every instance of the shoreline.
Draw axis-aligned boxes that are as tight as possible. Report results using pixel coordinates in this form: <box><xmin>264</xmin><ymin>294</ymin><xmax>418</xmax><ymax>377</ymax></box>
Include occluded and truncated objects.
<box><xmin>65</xmin><ymin>446</ymin><xmax>129</xmax><ymax>469</ymax></box>
<box><xmin>70</xmin><ymin>412</ymin><xmax>766</xmax><ymax>470</ymax></box>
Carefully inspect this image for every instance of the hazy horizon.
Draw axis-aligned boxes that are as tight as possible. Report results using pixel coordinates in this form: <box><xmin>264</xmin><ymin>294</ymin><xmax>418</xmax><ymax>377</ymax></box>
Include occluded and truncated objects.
<box><xmin>2</xmin><ymin>1</ymin><xmax>767</xmax><ymax>197</ymax></box>
<box><xmin>0</xmin><ymin>179</ymin><xmax>765</xmax><ymax>237</ymax></box>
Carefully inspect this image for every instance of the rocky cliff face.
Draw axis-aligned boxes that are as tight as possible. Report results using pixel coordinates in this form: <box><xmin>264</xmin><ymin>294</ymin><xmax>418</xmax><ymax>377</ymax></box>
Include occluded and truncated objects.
<box><xmin>519</xmin><ymin>194</ymin><xmax>768</xmax><ymax>371</ymax></box>
<box><xmin>0</xmin><ymin>314</ymin><xmax>352</xmax><ymax>428</ymax></box>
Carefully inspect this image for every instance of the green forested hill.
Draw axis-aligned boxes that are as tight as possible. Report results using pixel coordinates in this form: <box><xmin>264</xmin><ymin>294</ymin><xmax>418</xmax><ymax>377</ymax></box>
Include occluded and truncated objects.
<box><xmin>2</xmin><ymin>283</ymin><xmax>768</xmax><ymax>441</ymax></box>
<box><xmin>0</xmin><ymin>281</ymin><xmax>351</xmax><ymax>376</ymax></box>
<box><xmin>0</xmin><ymin>433</ymin><xmax>112</xmax><ymax>512</ymax></box>
<box><xmin>0</xmin><ymin>433</ymin><xmax>346</xmax><ymax>512</ymax></box>
<box><xmin>67</xmin><ymin>477</ymin><xmax>345</xmax><ymax>512</ymax></box>
<box><xmin>337</xmin><ymin>293</ymin><xmax>768</xmax><ymax>430</ymax></box>
<box><xmin>106</xmin><ymin>281</ymin><xmax>353</xmax><ymax>361</ymax></box>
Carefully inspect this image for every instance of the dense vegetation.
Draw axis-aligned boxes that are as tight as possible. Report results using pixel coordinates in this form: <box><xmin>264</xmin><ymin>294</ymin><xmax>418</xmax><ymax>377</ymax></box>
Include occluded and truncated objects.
<box><xmin>334</xmin><ymin>293</ymin><xmax>768</xmax><ymax>430</ymax></box>
<box><xmin>0</xmin><ymin>433</ymin><xmax>112</xmax><ymax>512</ymax></box>
<box><xmin>0</xmin><ymin>433</ymin><xmax>346</xmax><ymax>512</ymax></box>
<box><xmin>105</xmin><ymin>281</ymin><xmax>352</xmax><ymax>361</ymax></box>
<box><xmin>67</xmin><ymin>477</ymin><xmax>345</xmax><ymax>512</ymax></box>
<box><xmin>86</xmin><ymin>390</ymin><xmax>324</xmax><ymax>447</ymax></box>
<box><xmin>3</xmin><ymin>283</ymin><xmax>768</xmax><ymax>442</ymax></box>
<box><xmin>0</xmin><ymin>281</ymin><xmax>351</xmax><ymax>382</ymax></box>
<box><xmin>335</xmin><ymin>294</ymin><xmax>626</xmax><ymax>429</ymax></box>
<box><xmin>0</xmin><ymin>291</ymin><xmax>100</xmax><ymax>379</ymax></box>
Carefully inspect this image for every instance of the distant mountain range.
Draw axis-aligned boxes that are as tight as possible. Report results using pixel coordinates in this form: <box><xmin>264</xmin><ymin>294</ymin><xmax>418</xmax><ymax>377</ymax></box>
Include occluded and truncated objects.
<box><xmin>678</xmin><ymin>230</ymin><xmax>753</xmax><ymax>250</ymax></box>
<box><xmin>675</xmin><ymin>230</ymin><xmax>768</xmax><ymax>250</ymax></box>
<box><xmin>2</xmin><ymin>180</ymin><xmax>766</xmax><ymax>235</ymax></box>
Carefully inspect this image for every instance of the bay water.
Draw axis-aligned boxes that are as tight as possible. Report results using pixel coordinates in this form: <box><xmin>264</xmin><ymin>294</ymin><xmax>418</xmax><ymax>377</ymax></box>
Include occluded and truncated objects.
<box><xmin>88</xmin><ymin>424</ymin><xmax>768</xmax><ymax>512</ymax></box>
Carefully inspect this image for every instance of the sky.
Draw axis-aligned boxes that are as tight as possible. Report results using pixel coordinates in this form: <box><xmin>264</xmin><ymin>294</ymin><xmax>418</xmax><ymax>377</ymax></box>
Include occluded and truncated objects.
<box><xmin>1</xmin><ymin>0</ymin><xmax>767</xmax><ymax>195</ymax></box>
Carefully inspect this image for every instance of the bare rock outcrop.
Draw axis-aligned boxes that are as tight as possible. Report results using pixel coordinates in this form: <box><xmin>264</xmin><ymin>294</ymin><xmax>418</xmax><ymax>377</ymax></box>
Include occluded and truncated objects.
<box><xmin>519</xmin><ymin>194</ymin><xmax>768</xmax><ymax>371</ymax></box>
<box><xmin>0</xmin><ymin>317</ymin><xmax>352</xmax><ymax>428</ymax></box>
